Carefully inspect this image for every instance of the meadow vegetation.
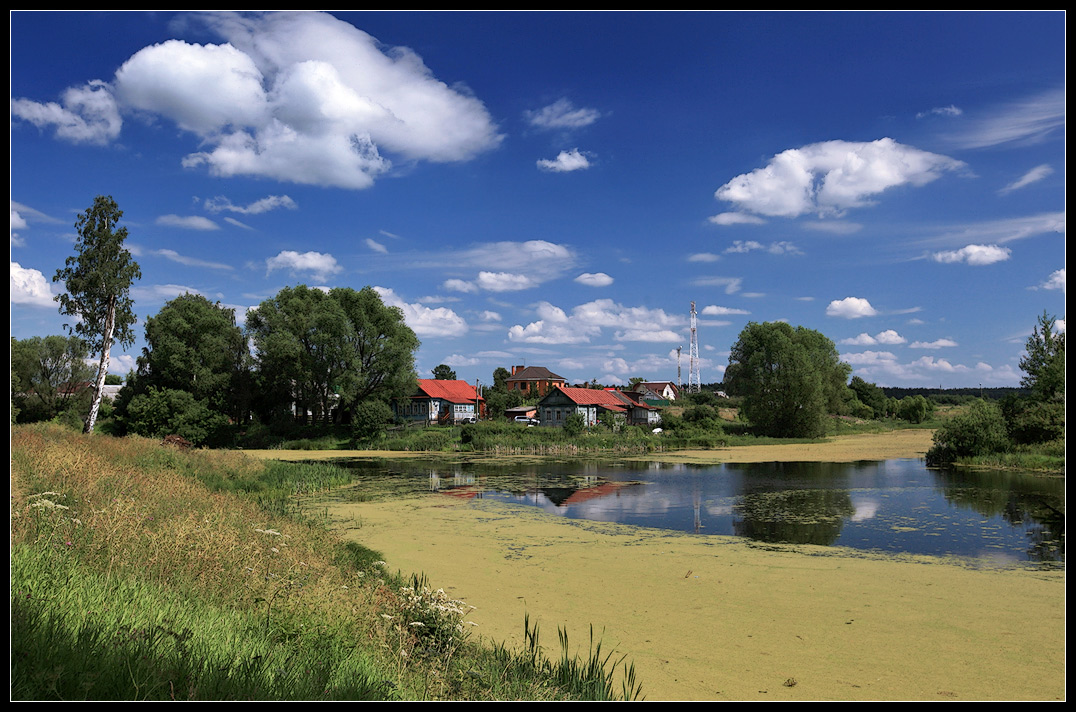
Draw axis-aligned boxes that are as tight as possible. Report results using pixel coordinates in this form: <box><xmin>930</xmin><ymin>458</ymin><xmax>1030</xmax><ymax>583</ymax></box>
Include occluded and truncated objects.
<box><xmin>10</xmin><ymin>423</ymin><xmax>642</xmax><ymax>701</ymax></box>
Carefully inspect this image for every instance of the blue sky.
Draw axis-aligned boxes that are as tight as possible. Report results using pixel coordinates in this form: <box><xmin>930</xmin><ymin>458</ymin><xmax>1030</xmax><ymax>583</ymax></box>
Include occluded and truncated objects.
<box><xmin>10</xmin><ymin>11</ymin><xmax>1066</xmax><ymax>389</ymax></box>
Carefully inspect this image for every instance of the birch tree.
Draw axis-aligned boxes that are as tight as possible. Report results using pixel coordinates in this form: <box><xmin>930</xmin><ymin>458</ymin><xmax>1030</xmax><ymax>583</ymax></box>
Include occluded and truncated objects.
<box><xmin>54</xmin><ymin>195</ymin><xmax>141</xmax><ymax>433</ymax></box>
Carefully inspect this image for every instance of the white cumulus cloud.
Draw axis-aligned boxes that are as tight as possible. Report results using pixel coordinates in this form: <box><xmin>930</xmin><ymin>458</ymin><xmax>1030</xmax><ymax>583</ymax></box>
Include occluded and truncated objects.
<box><xmin>575</xmin><ymin>272</ymin><xmax>613</xmax><ymax>287</ymax></box>
<box><xmin>14</xmin><ymin>12</ymin><xmax>502</xmax><ymax>191</ymax></box>
<box><xmin>537</xmin><ymin>149</ymin><xmax>591</xmax><ymax>172</ymax></box>
<box><xmin>715</xmin><ymin>138</ymin><xmax>965</xmax><ymax>219</ymax></box>
<box><xmin>373</xmin><ymin>286</ymin><xmax>468</xmax><ymax>338</ymax></box>
<box><xmin>826</xmin><ymin>297</ymin><xmax>878</xmax><ymax>319</ymax></box>
<box><xmin>932</xmin><ymin>244</ymin><xmax>1012</xmax><ymax>266</ymax></box>
<box><xmin>265</xmin><ymin>250</ymin><xmax>342</xmax><ymax>282</ymax></box>
<box><xmin>10</xmin><ymin>262</ymin><xmax>56</xmax><ymax>307</ymax></box>
<box><xmin>10</xmin><ymin>79</ymin><xmax>122</xmax><ymax>145</ymax></box>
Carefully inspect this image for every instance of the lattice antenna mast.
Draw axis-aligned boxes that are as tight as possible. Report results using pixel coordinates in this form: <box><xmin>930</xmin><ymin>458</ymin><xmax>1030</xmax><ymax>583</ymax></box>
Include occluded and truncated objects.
<box><xmin>689</xmin><ymin>301</ymin><xmax>701</xmax><ymax>393</ymax></box>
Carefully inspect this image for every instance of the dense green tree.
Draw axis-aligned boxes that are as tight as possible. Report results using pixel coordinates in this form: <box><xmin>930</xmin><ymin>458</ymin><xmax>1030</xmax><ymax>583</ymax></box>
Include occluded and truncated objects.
<box><xmin>897</xmin><ymin>395</ymin><xmax>933</xmax><ymax>424</ymax></box>
<box><xmin>10</xmin><ymin>335</ymin><xmax>95</xmax><ymax>423</ymax></box>
<box><xmin>1019</xmin><ymin>311</ymin><xmax>1065</xmax><ymax>403</ymax></box>
<box><xmin>724</xmin><ymin>321</ymin><xmax>851</xmax><ymax>438</ymax></box>
<box><xmin>247</xmin><ymin>285</ymin><xmax>353</xmax><ymax>424</ymax></box>
<box><xmin>492</xmin><ymin>366</ymin><xmax>511</xmax><ymax>391</ymax></box>
<box><xmin>329</xmin><ymin>286</ymin><xmax>420</xmax><ymax>416</ymax></box>
<box><xmin>849</xmin><ymin>376</ymin><xmax>887</xmax><ymax>418</ymax></box>
<box><xmin>53</xmin><ymin>195</ymin><xmax>141</xmax><ymax>433</ymax></box>
<box><xmin>120</xmin><ymin>294</ymin><xmax>249</xmax><ymax>424</ymax></box>
<box><xmin>431</xmin><ymin>364</ymin><xmax>457</xmax><ymax>380</ymax></box>
<box><xmin>247</xmin><ymin>285</ymin><xmax>418</xmax><ymax>425</ymax></box>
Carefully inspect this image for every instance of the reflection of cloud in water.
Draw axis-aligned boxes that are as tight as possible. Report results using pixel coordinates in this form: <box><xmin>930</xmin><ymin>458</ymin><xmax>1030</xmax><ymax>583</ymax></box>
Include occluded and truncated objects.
<box><xmin>851</xmin><ymin>495</ymin><xmax>879</xmax><ymax>522</ymax></box>
<box><xmin>705</xmin><ymin>504</ymin><xmax>734</xmax><ymax>516</ymax></box>
<box><xmin>571</xmin><ymin>491</ymin><xmax>676</xmax><ymax>522</ymax></box>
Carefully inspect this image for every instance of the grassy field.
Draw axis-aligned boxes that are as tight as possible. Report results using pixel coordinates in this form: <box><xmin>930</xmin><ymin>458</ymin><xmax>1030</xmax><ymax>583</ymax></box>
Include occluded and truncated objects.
<box><xmin>10</xmin><ymin>424</ymin><xmax>641</xmax><ymax>701</ymax></box>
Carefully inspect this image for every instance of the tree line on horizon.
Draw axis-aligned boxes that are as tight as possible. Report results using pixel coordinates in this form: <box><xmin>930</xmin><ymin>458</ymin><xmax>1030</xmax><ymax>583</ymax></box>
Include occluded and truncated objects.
<box><xmin>10</xmin><ymin>195</ymin><xmax>1066</xmax><ymax>450</ymax></box>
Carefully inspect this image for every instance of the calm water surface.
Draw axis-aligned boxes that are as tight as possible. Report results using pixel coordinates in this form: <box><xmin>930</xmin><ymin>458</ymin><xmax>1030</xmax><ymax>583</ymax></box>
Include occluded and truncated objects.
<box><xmin>333</xmin><ymin>458</ymin><xmax>1064</xmax><ymax>566</ymax></box>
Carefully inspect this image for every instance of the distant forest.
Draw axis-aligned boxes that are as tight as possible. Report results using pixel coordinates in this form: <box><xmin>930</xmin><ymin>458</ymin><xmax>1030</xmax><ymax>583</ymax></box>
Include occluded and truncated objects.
<box><xmin>879</xmin><ymin>386</ymin><xmax>1028</xmax><ymax>403</ymax></box>
<box><xmin>703</xmin><ymin>382</ymin><xmax>1028</xmax><ymax>405</ymax></box>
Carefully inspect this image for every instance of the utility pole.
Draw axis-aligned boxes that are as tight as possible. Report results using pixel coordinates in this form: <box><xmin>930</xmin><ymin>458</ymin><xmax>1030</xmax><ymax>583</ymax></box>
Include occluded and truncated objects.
<box><xmin>677</xmin><ymin>346</ymin><xmax>682</xmax><ymax>390</ymax></box>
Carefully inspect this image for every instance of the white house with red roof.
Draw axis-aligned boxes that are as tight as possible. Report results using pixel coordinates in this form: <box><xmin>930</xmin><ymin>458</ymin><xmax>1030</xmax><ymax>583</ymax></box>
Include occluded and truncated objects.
<box><xmin>394</xmin><ymin>379</ymin><xmax>485</xmax><ymax>425</ymax></box>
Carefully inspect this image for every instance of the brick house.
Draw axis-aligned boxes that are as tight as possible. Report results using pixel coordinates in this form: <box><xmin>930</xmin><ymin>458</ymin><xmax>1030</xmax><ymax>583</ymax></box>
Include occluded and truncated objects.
<box><xmin>504</xmin><ymin>365</ymin><xmax>567</xmax><ymax>397</ymax></box>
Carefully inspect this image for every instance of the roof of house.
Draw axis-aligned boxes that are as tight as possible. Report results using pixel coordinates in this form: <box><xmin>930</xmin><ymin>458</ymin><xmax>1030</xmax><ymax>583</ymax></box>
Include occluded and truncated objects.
<box><xmin>547</xmin><ymin>385</ymin><xmax>661</xmax><ymax>412</ymax></box>
<box><xmin>641</xmin><ymin>381</ymin><xmax>679</xmax><ymax>393</ymax></box>
<box><xmin>505</xmin><ymin>366</ymin><xmax>566</xmax><ymax>382</ymax></box>
<box><xmin>413</xmin><ymin>379</ymin><xmax>483</xmax><ymax>404</ymax></box>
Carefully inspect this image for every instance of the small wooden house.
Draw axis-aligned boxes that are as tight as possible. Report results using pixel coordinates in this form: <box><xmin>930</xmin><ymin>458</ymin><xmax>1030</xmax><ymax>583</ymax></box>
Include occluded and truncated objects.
<box><xmin>394</xmin><ymin>379</ymin><xmax>485</xmax><ymax>425</ymax></box>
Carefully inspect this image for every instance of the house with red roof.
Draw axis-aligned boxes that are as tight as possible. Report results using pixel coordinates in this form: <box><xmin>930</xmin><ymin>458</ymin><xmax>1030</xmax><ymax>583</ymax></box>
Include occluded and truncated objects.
<box><xmin>393</xmin><ymin>379</ymin><xmax>485</xmax><ymax>425</ymax></box>
<box><xmin>536</xmin><ymin>385</ymin><xmax>660</xmax><ymax>428</ymax></box>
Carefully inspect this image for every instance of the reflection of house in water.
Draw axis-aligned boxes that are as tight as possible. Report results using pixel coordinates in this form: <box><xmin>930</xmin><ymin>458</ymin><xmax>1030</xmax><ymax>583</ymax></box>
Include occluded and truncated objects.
<box><xmin>559</xmin><ymin>480</ymin><xmax>635</xmax><ymax>506</ymax></box>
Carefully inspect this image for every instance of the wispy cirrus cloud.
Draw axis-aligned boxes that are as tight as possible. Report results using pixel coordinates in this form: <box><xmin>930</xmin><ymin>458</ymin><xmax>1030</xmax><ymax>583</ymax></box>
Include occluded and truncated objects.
<box><xmin>942</xmin><ymin>88</ymin><xmax>1065</xmax><ymax>150</ymax></box>
<box><xmin>156</xmin><ymin>214</ymin><xmax>220</xmax><ymax>230</ymax></box>
<box><xmin>998</xmin><ymin>164</ymin><xmax>1053</xmax><ymax>195</ymax></box>
<box><xmin>204</xmin><ymin>194</ymin><xmax>298</xmax><ymax>214</ymax></box>
<box><xmin>525</xmin><ymin>98</ymin><xmax>601</xmax><ymax>130</ymax></box>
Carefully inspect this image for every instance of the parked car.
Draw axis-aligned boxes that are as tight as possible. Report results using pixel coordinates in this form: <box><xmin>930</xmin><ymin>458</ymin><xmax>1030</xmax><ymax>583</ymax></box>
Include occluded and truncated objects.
<box><xmin>514</xmin><ymin>415</ymin><xmax>540</xmax><ymax>426</ymax></box>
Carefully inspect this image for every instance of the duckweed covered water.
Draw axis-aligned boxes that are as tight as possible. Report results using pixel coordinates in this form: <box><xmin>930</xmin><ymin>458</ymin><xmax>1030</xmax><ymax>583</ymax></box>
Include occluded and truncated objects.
<box><xmin>325</xmin><ymin>458</ymin><xmax>1063</xmax><ymax>565</ymax></box>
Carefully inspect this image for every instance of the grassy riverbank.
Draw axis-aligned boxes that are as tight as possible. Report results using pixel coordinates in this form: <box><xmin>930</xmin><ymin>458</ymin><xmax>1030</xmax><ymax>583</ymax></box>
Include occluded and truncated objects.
<box><xmin>10</xmin><ymin>424</ymin><xmax>641</xmax><ymax>701</ymax></box>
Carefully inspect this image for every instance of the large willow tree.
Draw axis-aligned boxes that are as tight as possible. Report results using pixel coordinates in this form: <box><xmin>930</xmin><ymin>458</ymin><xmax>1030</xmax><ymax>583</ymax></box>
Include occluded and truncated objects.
<box><xmin>53</xmin><ymin>195</ymin><xmax>141</xmax><ymax>433</ymax></box>
<box><xmin>724</xmin><ymin>321</ymin><xmax>851</xmax><ymax>438</ymax></box>
<box><xmin>246</xmin><ymin>285</ymin><xmax>418</xmax><ymax>425</ymax></box>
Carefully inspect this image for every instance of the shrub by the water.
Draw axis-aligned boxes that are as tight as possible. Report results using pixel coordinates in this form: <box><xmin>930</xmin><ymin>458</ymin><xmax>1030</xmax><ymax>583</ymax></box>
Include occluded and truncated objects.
<box><xmin>926</xmin><ymin>399</ymin><xmax>1010</xmax><ymax>466</ymax></box>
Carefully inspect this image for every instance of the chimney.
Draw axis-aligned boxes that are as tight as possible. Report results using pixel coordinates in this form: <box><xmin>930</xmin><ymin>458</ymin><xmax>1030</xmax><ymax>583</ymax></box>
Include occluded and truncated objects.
<box><xmin>512</xmin><ymin>365</ymin><xmax>525</xmax><ymax>375</ymax></box>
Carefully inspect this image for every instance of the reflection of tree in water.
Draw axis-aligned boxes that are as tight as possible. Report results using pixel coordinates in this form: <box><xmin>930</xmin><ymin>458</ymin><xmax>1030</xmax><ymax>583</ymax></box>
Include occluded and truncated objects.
<box><xmin>733</xmin><ymin>488</ymin><xmax>855</xmax><ymax>546</ymax></box>
<box><xmin>932</xmin><ymin>469</ymin><xmax>1065</xmax><ymax>563</ymax></box>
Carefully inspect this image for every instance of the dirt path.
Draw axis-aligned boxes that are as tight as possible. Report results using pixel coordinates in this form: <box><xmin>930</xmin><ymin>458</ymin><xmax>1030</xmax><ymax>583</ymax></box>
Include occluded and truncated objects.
<box><xmin>265</xmin><ymin>430</ymin><xmax>1064</xmax><ymax>700</ymax></box>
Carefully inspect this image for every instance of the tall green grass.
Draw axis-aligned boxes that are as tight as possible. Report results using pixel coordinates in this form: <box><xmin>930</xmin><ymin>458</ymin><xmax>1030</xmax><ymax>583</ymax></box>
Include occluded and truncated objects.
<box><xmin>10</xmin><ymin>424</ymin><xmax>643</xmax><ymax>700</ymax></box>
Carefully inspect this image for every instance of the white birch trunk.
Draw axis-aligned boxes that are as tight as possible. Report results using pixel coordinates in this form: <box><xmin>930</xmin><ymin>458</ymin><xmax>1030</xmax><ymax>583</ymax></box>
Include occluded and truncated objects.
<box><xmin>84</xmin><ymin>295</ymin><xmax>116</xmax><ymax>434</ymax></box>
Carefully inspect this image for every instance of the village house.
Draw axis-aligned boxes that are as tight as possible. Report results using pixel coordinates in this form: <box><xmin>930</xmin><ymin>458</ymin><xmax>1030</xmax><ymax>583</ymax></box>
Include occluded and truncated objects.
<box><xmin>536</xmin><ymin>385</ymin><xmax>661</xmax><ymax>428</ymax></box>
<box><xmin>393</xmin><ymin>379</ymin><xmax>485</xmax><ymax>425</ymax></box>
<box><xmin>504</xmin><ymin>365</ymin><xmax>567</xmax><ymax>397</ymax></box>
<box><xmin>636</xmin><ymin>381</ymin><xmax>680</xmax><ymax>402</ymax></box>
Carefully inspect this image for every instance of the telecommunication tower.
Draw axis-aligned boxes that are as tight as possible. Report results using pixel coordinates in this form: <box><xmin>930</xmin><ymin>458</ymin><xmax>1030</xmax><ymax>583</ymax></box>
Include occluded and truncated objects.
<box><xmin>689</xmin><ymin>301</ymin><xmax>700</xmax><ymax>393</ymax></box>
